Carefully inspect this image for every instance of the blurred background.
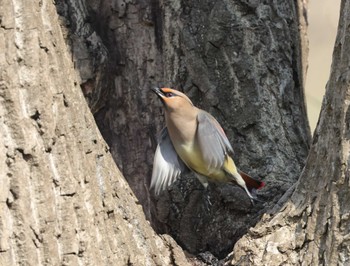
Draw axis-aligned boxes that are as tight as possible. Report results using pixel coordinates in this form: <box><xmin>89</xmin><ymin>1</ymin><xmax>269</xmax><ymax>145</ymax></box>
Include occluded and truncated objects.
<box><xmin>306</xmin><ymin>0</ymin><xmax>341</xmax><ymax>133</ymax></box>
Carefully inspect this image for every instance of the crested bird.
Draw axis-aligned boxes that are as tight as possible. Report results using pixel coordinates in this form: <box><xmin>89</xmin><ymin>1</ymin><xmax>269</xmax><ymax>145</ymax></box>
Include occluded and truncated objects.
<box><xmin>150</xmin><ymin>87</ymin><xmax>265</xmax><ymax>202</ymax></box>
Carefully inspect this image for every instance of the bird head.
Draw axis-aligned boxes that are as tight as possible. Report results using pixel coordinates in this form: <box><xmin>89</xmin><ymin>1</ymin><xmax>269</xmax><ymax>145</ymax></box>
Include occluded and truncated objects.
<box><xmin>151</xmin><ymin>87</ymin><xmax>193</xmax><ymax>112</ymax></box>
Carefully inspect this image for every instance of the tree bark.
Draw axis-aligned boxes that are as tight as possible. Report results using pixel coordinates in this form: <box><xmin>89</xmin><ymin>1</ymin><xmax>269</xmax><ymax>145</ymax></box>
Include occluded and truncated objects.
<box><xmin>0</xmin><ymin>0</ymin><xmax>314</xmax><ymax>264</ymax></box>
<box><xmin>60</xmin><ymin>0</ymin><xmax>311</xmax><ymax>258</ymax></box>
<box><xmin>231</xmin><ymin>0</ymin><xmax>350</xmax><ymax>264</ymax></box>
<box><xmin>0</xmin><ymin>0</ymin><xmax>189</xmax><ymax>265</ymax></box>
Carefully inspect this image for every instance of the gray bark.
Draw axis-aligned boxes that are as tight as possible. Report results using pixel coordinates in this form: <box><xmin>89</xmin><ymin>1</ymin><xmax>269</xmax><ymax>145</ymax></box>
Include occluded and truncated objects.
<box><xmin>231</xmin><ymin>0</ymin><xmax>350</xmax><ymax>264</ymax></box>
<box><xmin>58</xmin><ymin>0</ymin><xmax>311</xmax><ymax>259</ymax></box>
<box><xmin>0</xmin><ymin>0</ymin><xmax>314</xmax><ymax>264</ymax></box>
<box><xmin>0</xmin><ymin>0</ymin><xmax>189</xmax><ymax>265</ymax></box>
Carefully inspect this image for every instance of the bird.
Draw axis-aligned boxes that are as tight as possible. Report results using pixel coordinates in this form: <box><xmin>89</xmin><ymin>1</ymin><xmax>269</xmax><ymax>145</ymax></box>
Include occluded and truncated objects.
<box><xmin>150</xmin><ymin>87</ymin><xmax>265</xmax><ymax>203</ymax></box>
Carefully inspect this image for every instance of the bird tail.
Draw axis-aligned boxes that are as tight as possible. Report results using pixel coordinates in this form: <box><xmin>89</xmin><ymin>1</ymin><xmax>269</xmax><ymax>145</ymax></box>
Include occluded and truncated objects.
<box><xmin>223</xmin><ymin>155</ymin><xmax>265</xmax><ymax>202</ymax></box>
<box><xmin>239</xmin><ymin>171</ymin><xmax>265</xmax><ymax>191</ymax></box>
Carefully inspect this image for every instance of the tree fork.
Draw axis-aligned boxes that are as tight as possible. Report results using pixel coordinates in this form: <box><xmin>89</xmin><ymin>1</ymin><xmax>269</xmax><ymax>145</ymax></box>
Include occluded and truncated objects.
<box><xmin>232</xmin><ymin>1</ymin><xmax>350</xmax><ymax>264</ymax></box>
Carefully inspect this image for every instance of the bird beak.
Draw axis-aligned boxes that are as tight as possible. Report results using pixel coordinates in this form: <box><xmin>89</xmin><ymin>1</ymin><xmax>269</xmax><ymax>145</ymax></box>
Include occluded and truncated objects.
<box><xmin>151</xmin><ymin>87</ymin><xmax>165</xmax><ymax>100</ymax></box>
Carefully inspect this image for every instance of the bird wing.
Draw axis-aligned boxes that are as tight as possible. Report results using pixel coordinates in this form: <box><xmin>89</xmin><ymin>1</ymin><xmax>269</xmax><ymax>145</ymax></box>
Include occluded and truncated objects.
<box><xmin>196</xmin><ymin>111</ymin><xmax>234</xmax><ymax>170</ymax></box>
<box><xmin>150</xmin><ymin>127</ymin><xmax>187</xmax><ymax>195</ymax></box>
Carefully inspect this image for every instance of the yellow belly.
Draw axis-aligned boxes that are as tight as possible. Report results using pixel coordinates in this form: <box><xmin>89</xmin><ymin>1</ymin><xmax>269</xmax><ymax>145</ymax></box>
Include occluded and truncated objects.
<box><xmin>175</xmin><ymin>142</ymin><xmax>229</xmax><ymax>183</ymax></box>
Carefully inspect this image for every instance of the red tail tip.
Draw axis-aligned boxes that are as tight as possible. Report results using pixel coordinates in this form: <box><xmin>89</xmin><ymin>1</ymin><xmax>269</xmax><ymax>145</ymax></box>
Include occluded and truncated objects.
<box><xmin>257</xmin><ymin>181</ymin><xmax>265</xmax><ymax>190</ymax></box>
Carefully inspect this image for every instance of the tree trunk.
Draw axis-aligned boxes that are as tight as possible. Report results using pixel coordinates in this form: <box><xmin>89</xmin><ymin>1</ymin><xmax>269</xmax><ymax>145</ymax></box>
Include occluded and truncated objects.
<box><xmin>60</xmin><ymin>0</ymin><xmax>310</xmax><ymax>259</ymax></box>
<box><xmin>0</xmin><ymin>0</ymin><xmax>189</xmax><ymax>265</ymax></box>
<box><xmin>231</xmin><ymin>0</ymin><xmax>350</xmax><ymax>265</ymax></box>
<box><xmin>0</xmin><ymin>0</ymin><xmax>314</xmax><ymax>264</ymax></box>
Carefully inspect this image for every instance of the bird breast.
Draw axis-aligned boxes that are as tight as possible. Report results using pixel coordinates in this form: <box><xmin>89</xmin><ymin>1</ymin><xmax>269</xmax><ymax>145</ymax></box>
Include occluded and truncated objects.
<box><xmin>165</xmin><ymin>113</ymin><xmax>197</xmax><ymax>144</ymax></box>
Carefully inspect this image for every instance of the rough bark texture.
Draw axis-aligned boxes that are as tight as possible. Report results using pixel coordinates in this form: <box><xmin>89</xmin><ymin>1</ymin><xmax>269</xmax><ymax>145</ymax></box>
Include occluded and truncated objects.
<box><xmin>0</xmin><ymin>0</ymin><xmax>189</xmax><ymax>265</ymax></box>
<box><xmin>0</xmin><ymin>0</ymin><xmax>313</xmax><ymax>264</ymax></box>
<box><xmin>57</xmin><ymin>0</ymin><xmax>311</xmax><ymax>259</ymax></box>
<box><xmin>231</xmin><ymin>0</ymin><xmax>350</xmax><ymax>264</ymax></box>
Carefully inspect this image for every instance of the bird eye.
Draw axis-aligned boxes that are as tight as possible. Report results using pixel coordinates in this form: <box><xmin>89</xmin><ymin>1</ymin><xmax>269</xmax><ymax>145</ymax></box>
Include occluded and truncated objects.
<box><xmin>165</xmin><ymin>92</ymin><xmax>174</xmax><ymax>97</ymax></box>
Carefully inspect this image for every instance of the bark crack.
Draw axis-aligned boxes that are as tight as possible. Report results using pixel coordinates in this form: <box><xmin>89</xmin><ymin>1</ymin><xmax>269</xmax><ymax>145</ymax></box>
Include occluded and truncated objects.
<box><xmin>30</xmin><ymin>226</ymin><xmax>43</xmax><ymax>248</ymax></box>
